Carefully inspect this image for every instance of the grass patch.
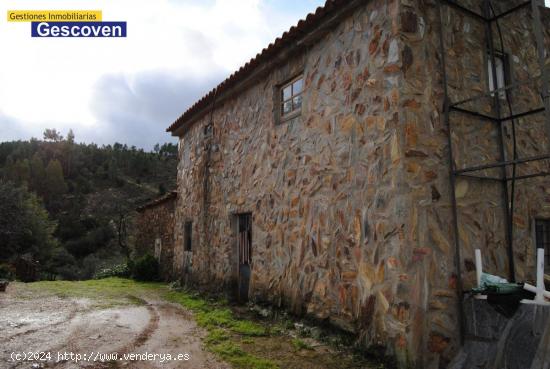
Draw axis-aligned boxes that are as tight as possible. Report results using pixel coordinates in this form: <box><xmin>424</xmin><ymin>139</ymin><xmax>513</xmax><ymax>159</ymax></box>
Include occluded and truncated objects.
<box><xmin>164</xmin><ymin>288</ymin><xmax>277</xmax><ymax>368</ymax></box>
<box><xmin>196</xmin><ymin>308</ymin><xmax>234</xmax><ymax>328</ymax></box>
<box><xmin>205</xmin><ymin>328</ymin><xmax>230</xmax><ymax>345</ymax></box>
<box><xmin>232</xmin><ymin>320</ymin><xmax>267</xmax><ymax>336</ymax></box>
<box><xmin>22</xmin><ymin>278</ymin><xmax>165</xmax><ymax>307</ymax></box>
<box><xmin>292</xmin><ymin>338</ymin><xmax>313</xmax><ymax>351</ymax></box>
<box><xmin>164</xmin><ymin>290</ymin><xmax>266</xmax><ymax>336</ymax></box>
<box><xmin>210</xmin><ymin>341</ymin><xmax>278</xmax><ymax>369</ymax></box>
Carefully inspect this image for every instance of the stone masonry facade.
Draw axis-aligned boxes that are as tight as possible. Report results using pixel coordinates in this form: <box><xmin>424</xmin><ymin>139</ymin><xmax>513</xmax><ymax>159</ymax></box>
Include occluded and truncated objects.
<box><xmin>135</xmin><ymin>192</ymin><xmax>177</xmax><ymax>281</ymax></box>
<box><xmin>168</xmin><ymin>1</ymin><xmax>550</xmax><ymax>367</ymax></box>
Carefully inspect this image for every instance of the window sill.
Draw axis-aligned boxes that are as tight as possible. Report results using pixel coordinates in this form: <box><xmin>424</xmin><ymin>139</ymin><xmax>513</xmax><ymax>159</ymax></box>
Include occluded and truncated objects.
<box><xmin>278</xmin><ymin>111</ymin><xmax>301</xmax><ymax>125</ymax></box>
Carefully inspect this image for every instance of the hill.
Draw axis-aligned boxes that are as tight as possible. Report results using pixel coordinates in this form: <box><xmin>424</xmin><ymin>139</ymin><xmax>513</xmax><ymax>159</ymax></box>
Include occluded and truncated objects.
<box><xmin>0</xmin><ymin>129</ymin><xmax>177</xmax><ymax>280</ymax></box>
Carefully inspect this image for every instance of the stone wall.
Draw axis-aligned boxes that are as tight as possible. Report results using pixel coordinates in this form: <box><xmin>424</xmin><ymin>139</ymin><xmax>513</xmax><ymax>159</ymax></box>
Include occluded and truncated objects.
<box><xmin>172</xmin><ymin>1</ymin><xmax>550</xmax><ymax>368</ymax></box>
<box><xmin>398</xmin><ymin>1</ymin><xmax>550</xmax><ymax>367</ymax></box>
<box><xmin>135</xmin><ymin>193</ymin><xmax>176</xmax><ymax>281</ymax></box>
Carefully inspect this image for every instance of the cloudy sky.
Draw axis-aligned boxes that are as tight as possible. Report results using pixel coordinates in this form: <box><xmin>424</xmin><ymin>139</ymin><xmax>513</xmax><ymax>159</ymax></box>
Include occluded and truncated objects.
<box><xmin>0</xmin><ymin>0</ymin><xmax>325</xmax><ymax>150</ymax></box>
<box><xmin>1</xmin><ymin>1</ymin><xmax>549</xmax><ymax>150</ymax></box>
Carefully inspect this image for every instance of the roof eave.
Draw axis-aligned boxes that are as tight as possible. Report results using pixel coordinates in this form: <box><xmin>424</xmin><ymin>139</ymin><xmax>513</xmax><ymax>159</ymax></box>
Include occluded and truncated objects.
<box><xmin>166</xmin><ymin>0</ymin><xmax>366</xmax><ymax>137</ymax></box>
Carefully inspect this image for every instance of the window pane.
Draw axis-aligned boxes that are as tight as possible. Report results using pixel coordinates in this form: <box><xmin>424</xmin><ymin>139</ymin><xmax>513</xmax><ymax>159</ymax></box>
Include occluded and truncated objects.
<box><xmin>488</xmin><ymin>56</ymin><xmax>506</xmax><ymax>99</ymax></box>
<box><xmin>293</xmin><ymin>78</ymin><xmax>303</xmax><ymax>95</ymax></box>
<box><xmin>282</xmin><ymin>85</ymin><xmax>292</xmax><ymax>101</ymax></box>
<box><xmin>292</xmin><ymin>95</ymin><xmax>302</xmax><ymax>111</ymax></box>
<box><xmin>282</xmin><ymin>100</ymin><xmax>292</xmax><ymax>115</ymax></box>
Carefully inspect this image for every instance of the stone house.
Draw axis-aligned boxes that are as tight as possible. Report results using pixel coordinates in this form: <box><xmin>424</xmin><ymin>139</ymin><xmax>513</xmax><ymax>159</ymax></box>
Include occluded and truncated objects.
<box><xmin>135</xmin><ymin>191</ymin><xmax>177</xmax><ymax>280</ymax></box>
<box><xmin>166</xmin><ymin>0</ymin><xmax>550</xmax><ymax>367</ymax></box>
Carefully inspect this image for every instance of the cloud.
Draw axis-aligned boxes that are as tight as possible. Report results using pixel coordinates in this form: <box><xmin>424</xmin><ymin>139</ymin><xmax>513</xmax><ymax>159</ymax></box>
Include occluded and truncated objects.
<box><xmin>0</xmin><ymin>0</ymin><xmax>326</xmax><ymax>149</ymax></box>
<box><xmin>89</xmin><ymin>69</ymin><xmax>225</xmax><ymax>149</ymax></box>
<box><xmin>0</xmin><ymin>112</ymin><xmax>32</xmax><ymax>141</ymax></box>
<box><xmin>0</xmin><ymin>110</ymin><xmax>87</xmax><ymax>143</ymax></box>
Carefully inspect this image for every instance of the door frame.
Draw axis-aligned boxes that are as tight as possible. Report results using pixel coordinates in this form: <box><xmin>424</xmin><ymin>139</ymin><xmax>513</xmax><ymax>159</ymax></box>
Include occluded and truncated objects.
<box><xmin>233</xmin><ymin>212</ymin><xmax>252</xmax><ymax>303</ymax></box>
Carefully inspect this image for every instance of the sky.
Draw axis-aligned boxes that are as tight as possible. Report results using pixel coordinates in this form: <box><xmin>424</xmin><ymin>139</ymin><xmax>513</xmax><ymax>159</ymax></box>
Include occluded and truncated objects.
<box><xmin>0</xmin><ymin>0</ymin><xmax>325</xmax><ymax>150</ymax></box>
<box><xmin>1</xmin><ymin>1</ymin><xmax>549</xmax><ymax>150</ymax></box>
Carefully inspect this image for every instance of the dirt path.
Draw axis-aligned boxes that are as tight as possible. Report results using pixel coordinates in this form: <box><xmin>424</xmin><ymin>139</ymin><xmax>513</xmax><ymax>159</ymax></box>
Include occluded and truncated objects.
<box><xmin>0</xmin><ymin>284</ymin><xmax>230</xmax><ymax>369</ymax></box>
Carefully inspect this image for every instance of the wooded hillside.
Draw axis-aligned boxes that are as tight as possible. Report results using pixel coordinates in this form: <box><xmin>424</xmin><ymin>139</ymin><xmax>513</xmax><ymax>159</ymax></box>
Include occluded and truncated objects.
<box><xmin>0</xmin><ymin>129</ymin><xmax>177</xmax><ymax>280</ymax></box>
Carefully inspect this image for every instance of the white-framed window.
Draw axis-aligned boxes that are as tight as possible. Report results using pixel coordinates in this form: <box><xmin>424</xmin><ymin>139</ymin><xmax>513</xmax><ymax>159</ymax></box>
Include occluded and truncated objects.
<box><xmin>279</xmin><ymin>75</ymin><xmax>303</xmax><ymax>122</ymax></box>
<box><xmin>488</xmin><ymin>53</ymin><xmax>507</xmax><ymax>99</ymax></box>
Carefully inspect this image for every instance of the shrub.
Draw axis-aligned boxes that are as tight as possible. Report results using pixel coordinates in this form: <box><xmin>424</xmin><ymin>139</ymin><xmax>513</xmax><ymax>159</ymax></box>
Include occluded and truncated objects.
<box><xmin>55</xmin><ymin>264</ymin><xmax>82</xmax><ymax>281</ymax></box>
<box><xmin>0</xmin><ymin>180</ymin><xmax>57</xmax><ymax>263</ymax></box>
<box><xmin>0</xmin><ymin>263</ymin><xmax>15</xmax><ymax>280</ymax></box>
<box><xmin>81</xmin><ymin>254</ymin><xmax>101</xmax><ymax>280</ymax></box>
<box><xmin>94</xmin><ymin>263</ymin><xmax>131</xmax><ymax>279</ymax></box>
<box><xmin>65</xmin><ymin>225</ymin><xmax>114</xmax><ymax>258</ymax></box>
<box><xmin>43</xmin><ymin>247</ymin><xmax>78</xmax><ymax>280</ymax></box>
<box><xmin>132</xmin><ymin>254</ymin><xmax>159</xmax><ymax>281</ymax></box>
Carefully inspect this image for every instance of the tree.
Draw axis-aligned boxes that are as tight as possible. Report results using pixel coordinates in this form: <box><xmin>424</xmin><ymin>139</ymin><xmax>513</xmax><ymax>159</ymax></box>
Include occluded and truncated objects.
<box><xmin>43</xmin><ymin>128</ymin><xmax>63</xmax><ymax>142</ymax></box>
<box><xmin>64</xmin><ymin>129</ymin><xmax>76</xmax><ymax>178</ymax></box>
<box><xmin>44</xmin><ymin>159</ymin><xmax>67</xmax><ymax>207</ymax></box>
<box><xmin>0</xmin><ymin>180</ymin><xmax>57</xmax><ymax>263</ymax></box>
<box><xmin>30</xmin><ymin>153</ymin><xmax>45</xmax><ymax>194</ymax></box>
<box><xmin>9</xmin><ymin>159</ymin><xmax>31</xmax><ymax>185</ymax></box>
<box><xmin>66</xmin><ymin>129</ymin><xmax>75</xmax><ymax>144</ymax></box>
<box><xmin>159</xmin><ymin>143</ymin><xmax>178</xmax><ymax>158</ymax></box>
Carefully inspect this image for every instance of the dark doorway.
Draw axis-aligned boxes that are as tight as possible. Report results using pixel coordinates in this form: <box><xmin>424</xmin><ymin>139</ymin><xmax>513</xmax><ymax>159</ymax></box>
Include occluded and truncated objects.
<box><xmin>184</xmin><ymin>221</ymin><xmax>192</xmax><ymax>252</ymax></box>
<box><xmin>237</xmin><ymin>213</ymin><xmax>252</xmax><ymax>303</ymax></box>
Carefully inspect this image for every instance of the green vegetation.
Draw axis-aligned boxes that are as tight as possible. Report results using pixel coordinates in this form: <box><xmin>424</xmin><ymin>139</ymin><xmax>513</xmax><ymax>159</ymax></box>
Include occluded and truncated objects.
<box><xmin>0</xmin><ymin>131</ymin><xmax>177</xmax><ymax>280</ymax></box>
<box><xmin>0</xmin><ymin>180</ymin><xmax>58</xmax><ymax>273</ymax></box>
<box><xmin>132</xmin><ymin>254</ymin><xmax>160</xmax><ymax>281</ymax></box>
<box><xmin>164</xmin><ymin>290</ymin><xmax>278</xmax><ymax>369</ymax></box>
<box><xmin>292</xmin><ymin>338</ymin><xmax>314</xmax><ymax>351</ymax></box>
<box><xmin>209</xmin><ymin>341</ymin><xmax>278</xmax><ymax>369</ymax></box>
<box><xmin>0</xmin><ymin>263</ymin><xmax>15</xmax><ymax>280</ymax></box>
<box><xmin>93</xmin><ymin>262</ymin><xmax>131</xmax><ymax>279</ymax></box>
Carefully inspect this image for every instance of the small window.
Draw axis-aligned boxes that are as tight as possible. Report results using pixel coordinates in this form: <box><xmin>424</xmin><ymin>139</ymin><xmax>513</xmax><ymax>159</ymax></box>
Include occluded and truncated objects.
<box><xmin>535</xmin><ymin>219</ymin><xmax>550</xmax><ymax>268</ymax></box>
<box><xmin>154</xmin><ymin>238</ymin><xmax>162</xmax><ymax>260</ymax></box>
<box><xmin>203</xmin><ymin>124</ymin><xmax>213</xmax><ymax>137</ymax></box>
<box><xmin>488</xmin><ymin>53</ymin><xmax>508</xmax><ymax>99</ymax></box>
<box><xmin>280</xmin><ymin>76</ymin><xmax>303</xmax><ymax>121</ymax></box>
<box><xmin>184</xmin><ymin>221</ymin><xmax>192</xmax><ymax>252</ymax></box>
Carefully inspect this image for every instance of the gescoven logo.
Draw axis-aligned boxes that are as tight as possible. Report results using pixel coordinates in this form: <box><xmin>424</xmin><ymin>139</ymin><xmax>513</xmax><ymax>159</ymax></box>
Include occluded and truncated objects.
<box><xmin>31</xmin><ymin>22</ymin><xmax>126</xmax><ymax>37</ymax></box>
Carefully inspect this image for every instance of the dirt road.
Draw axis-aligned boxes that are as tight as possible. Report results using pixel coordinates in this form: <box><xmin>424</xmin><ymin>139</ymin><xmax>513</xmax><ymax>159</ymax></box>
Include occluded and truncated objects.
<box><xmin>0</xmin><ymin>283</ymin><xmax>229</xmax><ymax>369</ymax></box>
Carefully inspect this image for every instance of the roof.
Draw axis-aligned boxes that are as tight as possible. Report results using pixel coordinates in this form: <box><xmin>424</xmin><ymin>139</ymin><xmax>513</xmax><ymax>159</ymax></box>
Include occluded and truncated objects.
<box><xmin>136</xmin><ymin>191</ymin><xmax>177</xmax><ymax>212</ymax></box>
<box><xmin>166</xmin><ymin>0</ymin><xmax>362</xmax><ymax>135</ymax></box>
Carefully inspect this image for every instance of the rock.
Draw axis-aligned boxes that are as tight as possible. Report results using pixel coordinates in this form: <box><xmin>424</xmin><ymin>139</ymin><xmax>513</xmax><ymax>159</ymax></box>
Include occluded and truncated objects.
<box><xmin>428</xmin><ymin>332</ymin><xmax>450</xmax><ymax>353</ymax></box>
<box><xmin>387</xmin><ymin>39</ymin><xmax>400</xmax><ymax>64</ymax></box>
<box><xmin>455</xmin><ymin>180</ymin><xmax>469</xmax><ymax>199</ymax></box>
<box><xmin>402</xmin><ymin>46</ymin><xmax>413</xmax><ymax>73</ymax></box>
